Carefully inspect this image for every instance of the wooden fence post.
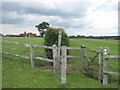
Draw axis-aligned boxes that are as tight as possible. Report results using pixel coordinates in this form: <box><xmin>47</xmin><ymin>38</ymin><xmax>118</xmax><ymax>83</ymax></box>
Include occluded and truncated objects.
<box><xmin>81</xmin><ymin>45</ymin><xmax>86</xmax><ymax>73</ymax></box>
<box><xmin>30</xmin><ymin>42</ymin><xmax>34</xmax><ymax>68</ymax></box>
<box><xmin>52</xmin><ymin>44</ymin><xmax>58</xmax><ymax>74</ymax></box>
<box><xmin>61</xmin><ymin>46</ymin><xmax>67</xmax><ymax>84</ymax></box>
<box><xmin>57</xmin><ymin>46</ymin><xmax>61</xmax><ymax>74</ymax></box>
<box><xmin>103</xmin><ymin>47</ymin><xmax>109</xmax><ymax>84</ymax></box>
<box><xmin>98</xmin><ymin>47</ymin><xmax>102</xmax><ymax>81</ymax></box>
<box><xmin>57</xmin><ymin>30</ymin><xmax>62</xmax><ymax>74</ymax></box>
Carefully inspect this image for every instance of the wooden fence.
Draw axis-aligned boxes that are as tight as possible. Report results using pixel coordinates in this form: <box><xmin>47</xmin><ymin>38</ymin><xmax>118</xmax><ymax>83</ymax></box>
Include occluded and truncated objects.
<box><xmin>102</xmin><ymin>47</ymin><xmax>120</xmax><ymax>84</ymax></box>
<box><xmin>59</xmin><ymin>45</ymin><xmax>103</xmax><ymax>84</ymax></box>
<box><xmin>1</xmin><ymin>40</ymin><xmax>53</xmax><ymax>69</ymax></box>
<box><xmin>58</xmin><ymin>45</ymin><xmax>120</xmax><ymax>84</ymax></box>
<box><xmin>1</xmin><ymin>40</ymin><xmax>120</xmax><ymax>84</ymax></box>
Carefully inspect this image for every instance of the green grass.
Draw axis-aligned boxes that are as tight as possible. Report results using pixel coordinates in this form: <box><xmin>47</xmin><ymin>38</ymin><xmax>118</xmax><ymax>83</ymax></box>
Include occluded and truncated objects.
<box><xmin>68</xmin><ymin>38</ymin><xmax>119</xmax><ymax>83</ymax></box>
<box><xmin>2</xmin><ymin>37</ymin><xmax>119</xmax><ymax>88</ymax></box>
<box><xmin>2</xmin><ymin>54</ymin><xmax>118</xmax><ymax>88</ymax></box>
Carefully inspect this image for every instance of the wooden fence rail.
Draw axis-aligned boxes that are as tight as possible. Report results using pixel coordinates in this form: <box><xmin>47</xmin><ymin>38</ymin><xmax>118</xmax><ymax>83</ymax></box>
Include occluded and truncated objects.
<box><xmin>103</xmin><ymin>47</ymin><xmax>120</xmax><ymax>84</ymax></box>
<box><xmin>1</xmin><ymin>40</ymin><xmax>52</xmax><ymax>49</ymax></box>
<box><xmin>104</xmin><ymin>71</ymin><xmax>120</xmax><ymax>75</ymax></box>
<box><xmin>1</xmin><ymin>51</ymin><xmax>31</xmax><ymax>59</ymax></box>
<box><xmin>85</xmin><ymin>49</ymin><xmax>102</xmax><ymax>53</ymax></box>
<box><xmin>2</xmin><ymin>40</ymin><xmax>120</xmax><ymax>85</ymax></box>
<box><xmin>66</xmin><ymin>47</ymin><xmax>81</xmax><ymax>50</ymax></box>
<box><xmin>1</xmin><ymin>40</ymin><xmax>53</xmax><ymax>69</ymax></box>
<box><xmin>105</xmin><ymin>56</ymin><xmax>120</xmax><ymax>59</ymax></box>
<box><xmin>0</xmin><ymin>51</ymin><xmax>53</xmax><ymax>62</ymax></box>
<box><xmin>67</xmin><ymin>55</ymin><xmax>82</xmax><ymax>58</ymax></box>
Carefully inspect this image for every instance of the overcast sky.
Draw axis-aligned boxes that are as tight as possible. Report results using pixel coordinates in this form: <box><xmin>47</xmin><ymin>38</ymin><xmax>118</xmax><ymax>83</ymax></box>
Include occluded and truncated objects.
<box><xmin>0</xmin><ymin>0</ymin><xmax>119</xmax><ymax>36</ymax></box>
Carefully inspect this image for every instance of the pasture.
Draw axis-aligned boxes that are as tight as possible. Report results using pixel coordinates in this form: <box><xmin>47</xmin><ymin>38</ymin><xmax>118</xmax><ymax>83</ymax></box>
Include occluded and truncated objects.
<box><xmin>1</xmin><ymin>37</ymin><xmax>119</xmax><ymax>88</ymax></box>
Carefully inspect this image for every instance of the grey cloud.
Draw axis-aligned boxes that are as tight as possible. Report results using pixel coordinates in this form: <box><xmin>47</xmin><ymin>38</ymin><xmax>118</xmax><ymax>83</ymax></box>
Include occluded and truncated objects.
<box><xmin>2</xmin><ymin>2</ymin><xmax>26</xmax><ymax>24</ymax></box>
<box><xmin>2</xmin><ymin>10</ymin><xmax>26</xmax><ymax>24</ymax></box>
<box><xmin>22</xmin><ymin>2</ymin><xmax>88</xmax><ymax>18</ymax></box>
<box><xmin>2</xmin><ymin>2</ymin><xmax>88</xmax><ymax>19</ymax></box>
<box><xmin>1</xmin><ymin>2</ymin><xmax>89</xmax><ymax>29</ymax></box>
<box><xmin>49</xmin><ymin>19</ymin><xmax>86</xmax><ymax>29</ymax></box>
<box><xmin>0</xmin><ymin>3</ymin><xmax>2</xmax><ymax>24</ymax></box>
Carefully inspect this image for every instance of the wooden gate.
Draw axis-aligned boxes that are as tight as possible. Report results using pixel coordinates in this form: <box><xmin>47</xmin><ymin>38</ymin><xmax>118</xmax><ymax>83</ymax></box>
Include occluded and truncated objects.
<box><xmin>59</xmin><ymin>45</ymin><xmax>103</xmax><ymax>84</ymax></box>
<box><xmin>81</xmin><ymin>45</ymin><xmax>103</xmax><ymax>81</ymax></box>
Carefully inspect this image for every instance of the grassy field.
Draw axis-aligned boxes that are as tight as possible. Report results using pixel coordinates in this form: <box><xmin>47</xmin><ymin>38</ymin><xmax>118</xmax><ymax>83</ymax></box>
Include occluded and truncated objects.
<box><xmin>1</xmin><ymin>37</ymin><xmax>119</xmax><ymax>88</ymax></box>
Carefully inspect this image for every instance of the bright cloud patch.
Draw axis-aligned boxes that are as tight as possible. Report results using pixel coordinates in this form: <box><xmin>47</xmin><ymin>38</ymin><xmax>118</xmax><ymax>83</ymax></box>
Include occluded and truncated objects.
<box><xmin>1</xmin><ymin>0</ymin><xmax>119</xmax><ymax>36</ymax></box>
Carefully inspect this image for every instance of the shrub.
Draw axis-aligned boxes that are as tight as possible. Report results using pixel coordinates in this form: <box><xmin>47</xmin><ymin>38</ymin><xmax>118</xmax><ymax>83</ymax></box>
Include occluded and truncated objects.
<box><xmin>44</xmin><ymin>27</ymin><xmax>69</xmax><ymax>59</ymax></box>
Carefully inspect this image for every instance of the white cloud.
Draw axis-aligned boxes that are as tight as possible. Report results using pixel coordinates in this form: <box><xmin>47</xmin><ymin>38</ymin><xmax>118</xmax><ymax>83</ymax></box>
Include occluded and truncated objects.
<box><xmin>79</xmin><ymin>0</ymin><xmax>118</xmax><ymax>36</ymax></box>
<box><xmin>1</xmin><ymin>24</ymin><xmax>39</xmax><ymax>35</ymax></box>
<box><xmin>65</xmin><ymin>28</ymin><xmax>86</xmax><ymax>36</ymax></box>
<box><xmin>1</xmin><ymin>0</ymin><xmax>119</xmax><ymax>36</ymax></box>
<box><xmin>84</xmin><ymin>10</ymin><xmax>117</xmax><ymax>29</ymax></box>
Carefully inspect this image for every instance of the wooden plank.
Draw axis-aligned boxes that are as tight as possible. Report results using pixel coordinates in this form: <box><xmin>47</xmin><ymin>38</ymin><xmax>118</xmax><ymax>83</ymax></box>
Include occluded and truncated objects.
<box><xmin>105</xmin><ymin>56</ymin><xmax>120</xmax><ymax>59</ymax></box>
<box><xmin>61</xmin><ymin>46</ymin><xmax>67</xmax><ymax>84</ymax></box>
<box><xmin>66</xmin><ymin>47</ymin><xmax>81</xmax><ymax>50</ymax></box>
<box><xmin>105</xmin><ymin>71</ymin><xmax>120</xmax><ymax>75</ymax></box>
<box><xmin>32</xmin><ymin>44</ymin><xmax>52</xmax><ymax>49</ymax></box>
<box><xmin>86</xmin><ymin>53</ymin><xmax>99</xmax><ymax>67</ymax></box>
<box><xmin>1</xmin><ymin>51</ymin><xmax>31</xmax><ymax>59</ymax></box>
<box><xmin>98</xmin><ymin>52</ymin><xmax>102</xmax><ymax>81</ymax></box>
<box><xmin>67</xmin><ymin>64</ymin><xmax>81</xmax><ymax>67</ymax></box>
<box><xmin>1</xmin><ymin>40</ymin><xmax>30</xmax><ymax>47</ymax></box>
<box><xmin>103</xmin><ymin>58</ymin><xmax>109</xmax><ymax>84</ymax></box>
<box><xmin>52</xmin><ymin>44</ymin><xmax>58</xmax><ymax>74</ymax></box>
<box><xmin>85</xmin><ymin>49</ymin><xmax>102</xmax><ymax>53</ymax></box>
<box><xmin>33</xmin><ymin>57</ymin><xmax>53</xmax><ymax>62</ymax></box>
<box><xmin>88</xmin><ymin>57</ymin><xmax>99</xmax><ymax>60</ymax></box>
<box><xmin>67</xmin><ymin>55</ymin><xmax>81</xmax><ymax>58</ymax></box>
<box><xmin>81</xmin><ymin>45</ymin><xmax>86</xmax><ymax>73</ymax></box>
<box><xmin>57</xmin><ymin>46</ymin><xmax>61</xmax><ymax>74</ymax></box>
<box><xmin>84</xmin><ymin>51</ymin><xmax>91</xmax><ymax>63</ymax></box>
<box><xmin>1</xmin><ymin>40</ymin><xmax>52</xmax><ymax>49</ymax></box>
<box><xmin>30</xmin><ymin>43</ymin><xmax>34</xmax><ymax>68</ymax></box>
<box><xmin>1</xmin><ymin>51</ymin><xmax>53</xmax><ymax>62</ymax></box>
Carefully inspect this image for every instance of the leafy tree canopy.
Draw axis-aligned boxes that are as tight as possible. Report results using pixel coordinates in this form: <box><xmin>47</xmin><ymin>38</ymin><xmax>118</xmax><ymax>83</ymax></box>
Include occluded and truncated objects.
<box><xmin>35</xmin><ymin>21</ymin><xmax>49</xmax><ymax>37</ymax></box>
<box><xmin>44</xmin><ymin>27</ymin><xmax>69</xmax><ymax>59</ymax></box>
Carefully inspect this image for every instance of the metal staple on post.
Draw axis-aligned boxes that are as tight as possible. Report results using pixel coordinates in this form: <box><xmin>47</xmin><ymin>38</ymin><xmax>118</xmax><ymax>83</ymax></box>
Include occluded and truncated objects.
<box><xmin>61</xmin><ymin>46</ymin><xmax>67</xmax><ymax>84</ymax></box>
<box><xmin>52</xmin><ymin>44</ymin><xmax>58</xmax><ymax>74</ymax></box>
<box><xmin>103</xmin><ymin>47</ymin><xmax>109</xmax><ymax>84</ymax></box>
<box><xmin>81</xmin><ymin>45</ymin><xmax>86</xmax><ymax>73</ymax></box>
<box><xmin>30</xmin><ymin>42</ymin><xmax>34</xmax><ymax>68</ymax></box>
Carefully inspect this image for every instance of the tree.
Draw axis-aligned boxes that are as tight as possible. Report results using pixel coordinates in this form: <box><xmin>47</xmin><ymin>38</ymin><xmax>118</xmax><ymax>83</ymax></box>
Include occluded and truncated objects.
<box><xmin>44</xmin><ymin>27</ymin><xmax>69</xmax><ymax>59</ymax></box>
<box><xmin>35</xmin><ymin>22</ymin><xmax>49</xmax><ymax>37</ymax></box>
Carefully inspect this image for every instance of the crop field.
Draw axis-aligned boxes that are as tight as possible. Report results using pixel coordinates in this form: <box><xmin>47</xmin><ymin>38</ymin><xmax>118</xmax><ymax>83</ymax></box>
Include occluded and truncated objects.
<box><xmin>1</xmin><ymin>37</ymin><xmax>119</xmax><ymax>88</ymax></box>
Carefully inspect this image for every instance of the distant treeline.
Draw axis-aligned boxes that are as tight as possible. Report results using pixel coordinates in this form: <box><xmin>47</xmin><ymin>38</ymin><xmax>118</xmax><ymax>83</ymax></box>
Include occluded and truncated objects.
<box><xmin>69</xmin><ymin>35</ymin><xmax>120</xmax><ymax>40</ymax></box>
